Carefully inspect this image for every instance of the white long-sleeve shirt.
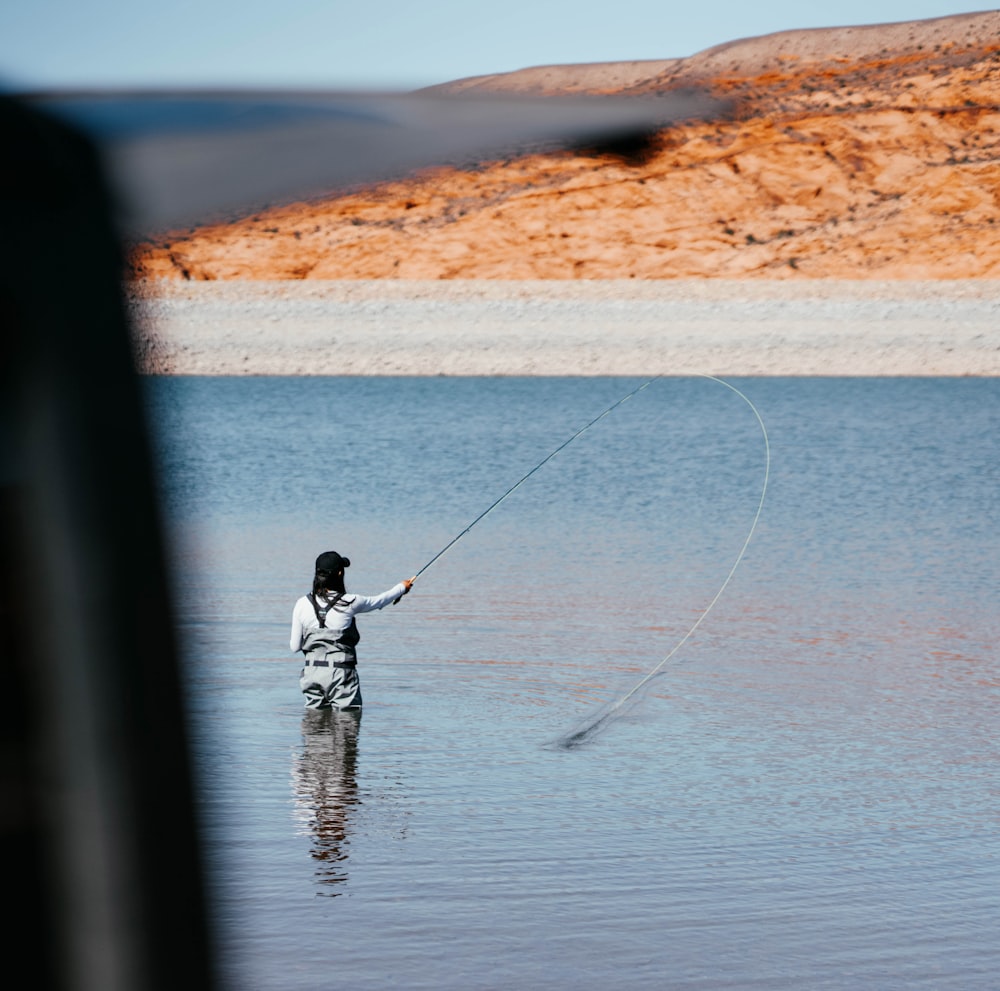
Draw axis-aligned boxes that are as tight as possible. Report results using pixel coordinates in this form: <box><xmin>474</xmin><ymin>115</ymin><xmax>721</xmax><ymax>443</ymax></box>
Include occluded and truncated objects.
<box><xmin>289</xmin><ymin>583</ymin><xmax>408</xmax><ymax>652</ymax></box>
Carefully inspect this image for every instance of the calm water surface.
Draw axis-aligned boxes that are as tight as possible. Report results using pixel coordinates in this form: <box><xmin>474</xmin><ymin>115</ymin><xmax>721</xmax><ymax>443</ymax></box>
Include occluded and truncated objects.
<box><xmin>146</xmin><ymin>377</ymin><xmax>1000</xmax><ymax>990</ymax></box>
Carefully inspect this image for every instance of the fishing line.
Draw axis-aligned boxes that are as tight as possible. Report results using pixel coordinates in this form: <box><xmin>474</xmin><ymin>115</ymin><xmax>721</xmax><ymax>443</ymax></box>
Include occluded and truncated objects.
<box><xmin>407</xmin><ymin>377</ymin><xmax>658</xmax><ymax>583</ymax></box>
<box><xmin>551</xmin><ymin>375</ymin><xmax>770</xmax><ymax>750</ymax></box>
<box><xmin>401</xmin><ymin>374</ymin><xmax>768</xmax><ymax>750</ymax></box>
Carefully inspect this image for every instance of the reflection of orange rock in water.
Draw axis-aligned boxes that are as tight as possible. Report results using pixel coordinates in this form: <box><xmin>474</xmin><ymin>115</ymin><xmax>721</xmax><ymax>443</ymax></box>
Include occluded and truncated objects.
<box><xmin>129</xmin><ymin>11</ymin><xmax>1000</xmax><ymax>281</ymax></box>
<box><xmin>291</xmin><ymin>709</ymin><xmax>361</xmax><ymax>891</ymax></box>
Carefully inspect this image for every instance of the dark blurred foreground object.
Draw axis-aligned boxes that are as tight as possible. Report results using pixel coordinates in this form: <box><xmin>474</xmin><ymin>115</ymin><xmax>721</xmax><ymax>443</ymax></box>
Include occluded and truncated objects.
<box><xmin>1</xmin><ymin>84</ymin><xmax>722</xmax><ymax>990</ymax></box>
<box><xmin>0</xmin><ymin>95</ymin><xmax>215</xmax><ymax>991</ymax></box>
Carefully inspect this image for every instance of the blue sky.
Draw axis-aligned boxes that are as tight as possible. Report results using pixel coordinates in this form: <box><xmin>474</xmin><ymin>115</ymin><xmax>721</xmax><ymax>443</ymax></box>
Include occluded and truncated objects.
<box><xmin>0</xmin><ymin>1</ymin><xmax>986</xmax><ymax>91</ymax></box>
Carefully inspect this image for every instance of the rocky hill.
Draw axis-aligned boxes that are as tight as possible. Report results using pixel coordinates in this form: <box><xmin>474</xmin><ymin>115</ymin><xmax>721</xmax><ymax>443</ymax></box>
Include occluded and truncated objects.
<box><xmin>129</xmin><ymin>10</ymin><xmax>1000</xmax><ymax>280</ymax></box>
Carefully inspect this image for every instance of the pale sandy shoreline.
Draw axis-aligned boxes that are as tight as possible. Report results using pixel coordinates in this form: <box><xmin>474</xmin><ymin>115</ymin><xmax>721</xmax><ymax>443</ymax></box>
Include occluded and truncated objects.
<box><xmin>131</xmin><ymin>280</ymin><xmax>1000</xmax><ymax>376</ymax></box>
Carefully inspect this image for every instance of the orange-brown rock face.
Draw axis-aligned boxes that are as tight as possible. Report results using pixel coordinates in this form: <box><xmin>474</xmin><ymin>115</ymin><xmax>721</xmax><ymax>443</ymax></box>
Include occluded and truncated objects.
<box><xmin>129</xmin><ymin>12</ymin><xmax>1000</xmax><ymax>281</ymax></box>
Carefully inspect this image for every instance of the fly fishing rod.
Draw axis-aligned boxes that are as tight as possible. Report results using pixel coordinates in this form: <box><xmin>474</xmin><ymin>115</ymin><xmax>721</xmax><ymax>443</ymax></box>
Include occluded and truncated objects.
<box><xmin>400</xmin><ymin>374</ymin><xmax>768</xmax><ymax>747</ymax></box>
<box><xmin>407</xmin><ymin>377</ymin><xmax>657</xmax><ymax>587</ymax></box>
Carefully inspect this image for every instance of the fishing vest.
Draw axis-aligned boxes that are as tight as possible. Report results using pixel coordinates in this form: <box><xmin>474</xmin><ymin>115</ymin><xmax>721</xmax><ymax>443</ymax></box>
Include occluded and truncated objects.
<box><xmin>301</xmin><ymin>593</ymin><xmax>360</xmax><ymax>665</ymax></box>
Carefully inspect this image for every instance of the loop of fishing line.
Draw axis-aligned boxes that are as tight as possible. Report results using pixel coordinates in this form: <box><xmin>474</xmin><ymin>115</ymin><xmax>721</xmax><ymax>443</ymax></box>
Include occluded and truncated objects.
<box><xmin>608</xmin><ymin>376</ymin><xmax>769</xmax><ymax>703</ymax></box>
<box><xmin>552</xmin><ymin>374</ymin><xmax>770</xmax><ymax>749</ymax></box>
<box><xmin>400</xmin><ymin>373</ymin><xmax>770</xmax><ymax>751</ymax></box>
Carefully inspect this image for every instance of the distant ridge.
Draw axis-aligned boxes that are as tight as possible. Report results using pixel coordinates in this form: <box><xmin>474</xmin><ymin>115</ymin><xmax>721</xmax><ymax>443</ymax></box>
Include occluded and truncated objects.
<box><xmin>417</xmin><ymin>59</ymin><xmax>681</xmax><ymax>96</ymax></box>
<box><xmin>130</xmin><ymin>11</ymin><xmax>1000</xmax><ymax>281</ymax></box>
<box><xmin>421</xmin><ymin>10</ymin><xmax>1000</xmax><ymax>95</ymax></box>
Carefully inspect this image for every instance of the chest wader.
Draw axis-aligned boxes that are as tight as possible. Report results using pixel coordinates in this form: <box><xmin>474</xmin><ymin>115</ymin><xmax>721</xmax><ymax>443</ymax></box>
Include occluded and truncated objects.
<box><xmin>299</xmin><ymin>593</ymin><xmax>363</xmax><ymax>709</ymax></box>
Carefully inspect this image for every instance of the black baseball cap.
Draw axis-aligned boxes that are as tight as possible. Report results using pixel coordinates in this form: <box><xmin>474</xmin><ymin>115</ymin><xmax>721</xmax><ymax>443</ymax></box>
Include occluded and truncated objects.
<box><xmin>315</xmin><ymin>551</ymin><xmax>350</xmax><ymax>572</ymax></box>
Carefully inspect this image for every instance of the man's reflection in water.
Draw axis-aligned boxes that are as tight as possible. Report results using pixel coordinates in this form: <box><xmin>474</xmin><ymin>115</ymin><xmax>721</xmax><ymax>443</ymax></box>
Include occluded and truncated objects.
<box><xmin>291</xmin><ymin>708</ymin><xmax>361</xmax><ymax>893</ymax></box>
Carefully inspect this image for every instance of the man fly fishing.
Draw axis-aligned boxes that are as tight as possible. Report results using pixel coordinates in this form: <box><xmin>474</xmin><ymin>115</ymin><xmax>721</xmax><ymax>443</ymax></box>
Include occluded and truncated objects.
<box><xmin>290</xmin><ymin>551</ymin><xmax>415</xmax><ymax>709</ymax></box>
